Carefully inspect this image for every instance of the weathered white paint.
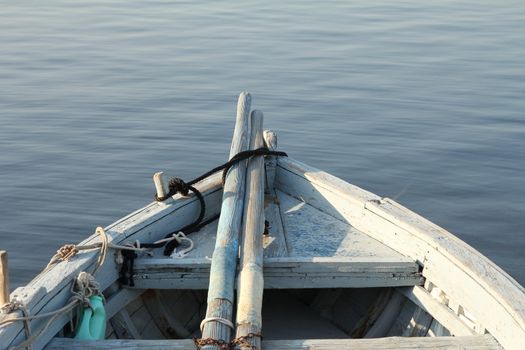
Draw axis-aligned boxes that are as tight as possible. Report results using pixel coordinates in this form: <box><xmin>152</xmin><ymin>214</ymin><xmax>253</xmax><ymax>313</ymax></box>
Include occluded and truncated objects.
<box><xmin>0</xmin><ymin>172</ymin><xmax>223</xmax><ymax>350</ymax></box>
<box><xmin>164</xmin><ymin>192</ymin><xmax>287</xmax><ymax>259</ymax></box>
<box><xmin>401</xmin><ymin>305</ymin><xmax>433</xmax><ymax>337</ymax></box>
<box><xmin>46</xmin><ymin>334</ymin><xmax>503</xmax><ymax>350</ymax></box>
<box><xmin>263</xmin><ymin>129</ymin><xmax>278</xmax><ymax>193</ymax></box>
<box><xmin>365</xmin><ymin>291</ymin><xmax>405</xmax><ymax>338</ymax></box>
<box><xmin>277</xmin><ymin>190</ymin><xmax>401</xmax><ymax>258</ymax></box>
<box><xmin>427</xmin><ymin>319</ymin><xmax>451</xmax><ymax>337</ymax></box>
<box><xmin>130</xmin><ymin>256</ymin><xmax>422</xmax><ymax>289</ymax></box>
<box><xmin>0</xmin><ymin>251</ymin><xmax>9</xmax><ymax>306</ymax></box>
<box><xmin>262</xmin><ymin>197</ymin><xmax>288</xmax><ymax>258</ymax></box>
<box><xmin>275</xmin><ymin>157</ymin><xmax>525</xmax><ymax>350</ymax></box>
<box><xmin>5</xmin><ymin>119</ymin><xmax>525</xmax><ymax>349</ymax></box>
<box><xmin>201</xmin><ymin>92</ymin><xmax>251</xmax><ymax>349</ymax></box>
<box><xmin>236</xmin><ymin>110</ymin><xmax>265</xmax><ymax>349</ymax></box>
<box><xmin>261</xmin><ymin>129</ymin><xmax>288</xmax><ymax>257</ymax></box>
<box><xmin>399</xmin><ymin>286</ymin><xmax>475</xmax><ymax>336</ymax></box>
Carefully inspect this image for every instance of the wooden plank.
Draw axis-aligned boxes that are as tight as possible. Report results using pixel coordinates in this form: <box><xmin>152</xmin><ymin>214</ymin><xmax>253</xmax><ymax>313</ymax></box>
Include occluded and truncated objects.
<box><xmin>261</xmin><ymin>129</ymin><xmax>288</xmax><ymax>258</ymax></box>
<box><xmin>263</xmin><ymin>129</ymin><xmax>278</xmax><ymax>193</ymax></box>
<box><xmin>235</xmin><ymin>110</ymin><xmax>265</xmax><ymax>349</ymax></box>
<box><xmin>260</xmin><ymin>128</ymin><xmax>288</xmax><ymax>257</ymax></box>
<box><xmin>349</xmin><ymin>289</ymin><xmax>393</xmax><ymax>337</ymax></box>
<box><xmin>262</xmin><ymin>198</ymin><xmax>288</xmax><ymax>258</ymax></box>
<box><xmin>427</xmin><ymin>319</ymin><xmax>451</xmax><ymax>337</ymax></box>
<box><xmin>401</xmin><ymin>305</ymin><xmax>433</xmax><ymax>337</ymax></box>
<box><xmin>261</xmin><ymin>335</ymin><xmax>503</xmax><ymax>349</ymax></box>
<box><xmin>201</xmin><ymin>92</ymin><xmax>251</xmax><ymax>349</ymax></box>
<box><xmin>110</xmin><ymin>309</ymin><xmax>141</xmax><ymax>340</ymax></box>
<box><xmin>275</xmin><ymin>157</ymin><xmax>525</xmax><ymax>349</ymax></box>
<box><xmin>385</xmin><ymin>295</ymin><xmax>415</xmax><ymax>337</ymax></box>
<box><xmin>105</xmin><ymin>288</ymin><xmax>143</xmax><ymax>319</ymax></box>
<box><xmin>0</xmin><ymin>172</ymin><xmax>223</xmax><ymax>350</ymax></box>
<box><xmin>399</xmin><ymin>286</ymin><xmax>475</xmax><ymax>336</ymax></box>
<box><xmin>130</xmin><ymin>256</ymin><xmax>423</xmax><ymax>289</ymax></box>
<box><xmin>275</xmin><ymin>157</ymin><xmax>380</xmax><ymax>220</ymax></box>
<box><xmin>365</xmin><ymin>291</ymin><xmax>405</xmax><ymax>338</ymax></box>
<box><xmin>141</xmin><ymin>290</ymin><xmax>190</xmax><ymax>339</ymax></box>
<box><xmin>46</xmin><ymin>334</ymin><xmax>503</xmax><ymax>350</ymax></box>
<box><xmin>276</xmin><ymin>191</ymin><xmax>400</xmax><ymax>258</ymax></box>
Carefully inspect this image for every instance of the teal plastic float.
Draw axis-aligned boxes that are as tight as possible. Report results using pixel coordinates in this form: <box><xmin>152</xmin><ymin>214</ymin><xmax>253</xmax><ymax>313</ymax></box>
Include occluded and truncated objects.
<box><xmin>74</xmin><ymin>295</ymin><xmax>106</xmax><ymax>340</ymax></box>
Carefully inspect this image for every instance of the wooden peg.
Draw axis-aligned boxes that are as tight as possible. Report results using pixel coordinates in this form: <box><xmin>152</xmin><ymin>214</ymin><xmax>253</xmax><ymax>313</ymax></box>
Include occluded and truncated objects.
<box><xmin>153</xmin><ymin>172</ymin><xmax>170</xmax><ymax>200</ymax></box>
<box><xmin>0</xmin><ymin>250</ymin><xmax>10</xmax><ymax>306</ymax></box>
<box><xmin>263</xmin><ymin>129</ymin><xmax>278</xmax><ymax>193</ymax></box>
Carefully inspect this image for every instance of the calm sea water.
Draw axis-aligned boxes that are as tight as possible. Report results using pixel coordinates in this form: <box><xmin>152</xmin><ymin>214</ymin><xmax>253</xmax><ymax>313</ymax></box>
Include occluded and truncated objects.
<box><xmin>1</xmin><ymin>0</ymin><xmax>524</xmax><ymax>288</ymax></box>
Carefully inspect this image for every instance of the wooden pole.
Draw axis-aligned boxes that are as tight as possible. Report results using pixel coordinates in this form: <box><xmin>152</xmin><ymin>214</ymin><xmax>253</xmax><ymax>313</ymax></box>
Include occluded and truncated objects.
<box><xmin>200</xmin><ymin>92</ymin><xmax>251</xmax><ymax>349</ymax></box>
<box><xmin>235</xmin><ymin>110</ymin><xmax>265</xmax><ymax>349</ymax></box>
<box><xmin>0</xmin><ymin>250</ymin><xmax>10</xmax><ymax>306</ymax></box>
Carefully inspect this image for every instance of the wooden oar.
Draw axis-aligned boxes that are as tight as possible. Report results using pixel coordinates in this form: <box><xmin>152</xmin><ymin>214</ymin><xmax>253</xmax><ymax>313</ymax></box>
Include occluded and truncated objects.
<box><xmin>234</xmin><ymin>110</ymin><xmax>265</xmax><ymax>349</ymax></box>
<box><xmin>200</xmin><ymin>92</ymin><xmax>251</xmax><ymax>349</ymax></box>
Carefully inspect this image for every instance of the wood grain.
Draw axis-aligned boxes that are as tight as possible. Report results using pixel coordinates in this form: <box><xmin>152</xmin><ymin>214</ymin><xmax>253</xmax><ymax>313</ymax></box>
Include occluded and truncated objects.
<box><xmin>130</xmin><ymin>256</ymin><xmax>422</xmax><ymax>290</ymax></box>
<box><xmin>201</xmin><ymin>92</ymin><xmax>251</xmax><ymax>349</ymax></box>
<box><xmin>235</xmin><ymin>110</ymin><xmax>265</xmax><ymax>349</ymax></box>
<box><xmin>0</xmin><ymin>251</ymin><xmax>9</xmax><ymax>306</ymax></box>
<box><xmin>47</xmin><ymin>334</ymin><xmax>502</xmax><ymax>350</ymax></box>
<box><xmin>275</xmin><ymin>156</ymin><xmax>525</xmax><ymax>349</ymax></box>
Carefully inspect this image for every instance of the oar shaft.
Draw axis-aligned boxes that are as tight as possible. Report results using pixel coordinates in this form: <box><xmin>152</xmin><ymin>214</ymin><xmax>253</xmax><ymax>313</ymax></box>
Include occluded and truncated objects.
<box><xmin>235</xmin><ymin>110</ymin><xmax>265</xmax><ymax>350</ymax></box>
<box><xmin>201</xmin><ymin>92</ymin><xmax>251</xmax><ymax>349</ymax></box>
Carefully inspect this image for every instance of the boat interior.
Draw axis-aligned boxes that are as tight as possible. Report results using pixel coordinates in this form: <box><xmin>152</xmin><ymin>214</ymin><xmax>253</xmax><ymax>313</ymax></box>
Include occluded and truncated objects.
<box><xmin>4</xmin><ymin>153</ymin><xmax>514</xmax><ymax>350</ymax></box>
<box><xmin>44</xmin><ymin>157</ymin><xmax>505</xmax><ymax>349</ymax></box>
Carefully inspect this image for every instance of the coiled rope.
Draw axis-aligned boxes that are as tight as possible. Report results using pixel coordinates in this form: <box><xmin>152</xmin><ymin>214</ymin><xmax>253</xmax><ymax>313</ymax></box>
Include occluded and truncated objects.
<box><xmin>45</xmin><ymin>227</ymin><xmax>147</xmax><ymax>274</ymax></box>
<box><xmin>0</xmin><ymin>272</ymin><xmax>101</xmax><ymax>350</ymax></box>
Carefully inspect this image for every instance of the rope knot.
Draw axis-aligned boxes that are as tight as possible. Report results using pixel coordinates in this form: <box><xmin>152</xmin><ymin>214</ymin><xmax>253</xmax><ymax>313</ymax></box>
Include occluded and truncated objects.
<box><xmin>45</xmin><ymin>244</ymin><xmax>79</xmax><ymax>270</ymax></box>
<box><xmin>0</xmin><ymin>298</ymin><xmax>24</xmax><ymax>314</ymax></box>
<box><xmin>169</xmin><ymin>177</ymin><xmax>190</xmax><ymax>196</ymax></box>
<box><xmin>72</xmin><ymin>271</ymin><xmax>101</xmax><ymax>308</ymax></box>
<box><xmin>57</xmin><ymin>244</ymin><xmax>78</xmax><ymax>262</ymax></box>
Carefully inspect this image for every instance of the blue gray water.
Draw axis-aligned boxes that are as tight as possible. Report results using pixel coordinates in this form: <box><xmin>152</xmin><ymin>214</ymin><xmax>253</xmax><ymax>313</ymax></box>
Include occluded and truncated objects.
<box><xmin>1</xmin><ymin>0</ymin><xmax>524</xmax><ymax>288</ymax></box>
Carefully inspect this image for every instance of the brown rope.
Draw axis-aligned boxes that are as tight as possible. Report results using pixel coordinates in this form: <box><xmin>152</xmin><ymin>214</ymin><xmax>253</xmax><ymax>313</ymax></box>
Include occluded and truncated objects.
<box><xmin>193</xmin><ymin>337</ymin><xmax>230</xmax><ymax>350</ymax></box>
<box><xmin>231</xmin><ymin>332</ymin><xmax>262</xmax><ymax>350</ymax></box>
<box><xmin>193</xmin><ymin>332</ymin><xmax>262</xmax><ymax>350</ymax></box>
<box><xmin>44</xmin><ymin>227</ymin><xmax>148</xmax><ymax>275</ymax></box>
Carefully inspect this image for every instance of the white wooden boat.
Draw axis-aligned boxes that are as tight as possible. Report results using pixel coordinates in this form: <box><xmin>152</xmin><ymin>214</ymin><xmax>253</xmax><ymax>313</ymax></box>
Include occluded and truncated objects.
<box><xmin>1</xmin><ymin>93</ymin><xmax>524</xmax><ymax>350</ymax></box>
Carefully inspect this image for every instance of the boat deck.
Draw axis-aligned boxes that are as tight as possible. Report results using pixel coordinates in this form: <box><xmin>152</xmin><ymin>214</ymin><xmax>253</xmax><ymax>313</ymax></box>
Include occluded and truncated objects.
<box><xmin>131</xmin><ymin>190</ymin><xmax>423</xmax><ymax>290</ymax></box>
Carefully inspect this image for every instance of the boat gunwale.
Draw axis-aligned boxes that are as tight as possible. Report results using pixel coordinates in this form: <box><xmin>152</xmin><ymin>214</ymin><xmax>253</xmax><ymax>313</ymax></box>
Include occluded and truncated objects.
<box><xmin>0</xmin><ymin>172</ymin><xmax>224</xmax><ymax>350</ymax></box>
<box><xmin>275</xmin><ymin>156</ymin><xmax>525</xmax><ymax>350</ymax></box>
<box><xmin>2</xmin><ymin>155</ymin><xmax>524</xmax><ymax>349</ymax></box>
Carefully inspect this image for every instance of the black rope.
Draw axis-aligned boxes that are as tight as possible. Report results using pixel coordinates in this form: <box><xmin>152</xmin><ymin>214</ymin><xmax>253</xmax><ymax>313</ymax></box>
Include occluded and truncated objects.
<box><xmin>118</xmin><ymin>147</ymin><xmax>288</xmax><ymax>285</ymax></box>
<box><xmin>181</xmin><ymin>147</ymin><xmax>287</xmax><ymax>189</ymax></box>
<box><xmin>155</xmin><ymin>148</ymin><xmax>286</xmax><ymax>202</ymax></box>
<box><xmin>118</xmin><ymin>249</ymin><xmax>137</xmax><ymax>287</ymax></box>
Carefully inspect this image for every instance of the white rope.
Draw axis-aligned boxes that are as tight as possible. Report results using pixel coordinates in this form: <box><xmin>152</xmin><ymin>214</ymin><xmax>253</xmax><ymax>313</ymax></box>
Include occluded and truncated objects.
<box><xmin>200</xmin><ymin>317</ymin><xmax>235</xmax><ymax>333</ymax></box>
<box><xmin>92</xmin><ymin>227</ymin><xmax>108</xmax><ymax>274</ymax></box>
<box><xmin>44</xmin><ymin>227</ymin><xmax>150</xmax><ymax>273</ymax></box>
<box><xmin>154</xmin><ymin>231</ymin><xmax>194</xmax><ymax>258</ymax></box>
